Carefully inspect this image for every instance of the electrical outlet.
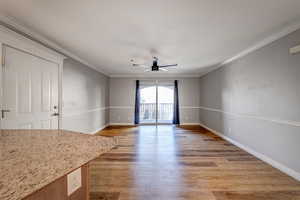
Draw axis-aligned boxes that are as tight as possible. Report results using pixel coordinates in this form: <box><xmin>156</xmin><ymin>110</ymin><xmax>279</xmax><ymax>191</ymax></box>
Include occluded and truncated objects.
<box><xmin>67</xmin><ymin>167</ymin><xmax>82</xmax><ymax>196</ymax></box>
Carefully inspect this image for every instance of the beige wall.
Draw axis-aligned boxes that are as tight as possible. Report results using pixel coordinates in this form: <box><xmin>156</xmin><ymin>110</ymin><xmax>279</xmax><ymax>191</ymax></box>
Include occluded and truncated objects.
<box><xmin>199</xmin><ymin>29</ymin><xmax>300</xmax><ymax>178</ymax></box>
<box><xmin>62</xmin><ymin>58</ymin><xmax>109</xmax><ymax>133</ymax></box>
<box><xmin>109</xmin><ymin>77</ymin><xmax>200</xmax><ymax>125</ymax></box>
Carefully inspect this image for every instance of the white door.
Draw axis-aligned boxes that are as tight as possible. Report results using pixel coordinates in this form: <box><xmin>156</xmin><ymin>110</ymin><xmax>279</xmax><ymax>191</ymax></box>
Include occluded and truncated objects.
<box><xmin>1</xmin><ymin>46</ymin><xmax>59</xmax><ymax>129</ymax></box>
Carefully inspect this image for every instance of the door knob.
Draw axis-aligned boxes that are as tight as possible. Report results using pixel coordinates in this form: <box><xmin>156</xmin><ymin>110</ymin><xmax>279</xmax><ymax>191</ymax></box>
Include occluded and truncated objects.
<box><xmin>1</xmin><ymin>109</ymin><xmax>10</xmax><ymax>118</ymax></box>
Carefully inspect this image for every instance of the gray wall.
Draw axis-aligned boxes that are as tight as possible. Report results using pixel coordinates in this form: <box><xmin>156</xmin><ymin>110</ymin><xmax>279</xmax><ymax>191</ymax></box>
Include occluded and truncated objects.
<box><xmin>62</xmin><ymin>58</ymin><xmax>109</xmax><ymax>133</ymax></box>
<box><xmin>199</xmin><ymin>29</ymin><xmax>300</xmax><ymax>175</ymax></box>
<box><xmin>109</xmin><ymin>77</ymin><xmax>200</xmax><ymax>124</ymax></box>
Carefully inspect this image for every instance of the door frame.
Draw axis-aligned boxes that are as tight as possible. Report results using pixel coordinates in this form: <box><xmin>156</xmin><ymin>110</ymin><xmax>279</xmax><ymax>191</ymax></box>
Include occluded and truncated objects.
<box><xmin>0</xmin><ymin>25</ymin><xmax>65</xmax><ymax>129</ymax></box>
<box><xmin>139</xmin><ymin>80</ymin><xmax>174</xmax><ymax>125</ymax></box>
<box><xmin>0</xmin><ymin>43</ymin><xmax>3</xmax><ymax>130</ymax></box>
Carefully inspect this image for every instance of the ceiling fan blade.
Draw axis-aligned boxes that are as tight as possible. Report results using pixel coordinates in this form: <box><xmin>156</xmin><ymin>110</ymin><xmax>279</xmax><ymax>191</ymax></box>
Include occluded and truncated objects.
<box><xmin>160</xmin><ymin>68</ymin><xmax>168</xmax><ymax>71</ymax></box>
<box><xmin>159</xmin><ymin>64</ymin><xmax>178</xmax><ymax>68</ymax></box>
<box><xmin>132</xmin><ymin>63</ymin><xmax>149</xmax><ymax>68</ymax></box>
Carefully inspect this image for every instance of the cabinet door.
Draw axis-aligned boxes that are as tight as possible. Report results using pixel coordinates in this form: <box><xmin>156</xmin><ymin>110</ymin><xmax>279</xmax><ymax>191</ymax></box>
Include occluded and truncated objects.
<box><xmin>24</xmin><ymin>164</ymin><xmax>89</xmax><ymax>200</ymax></box>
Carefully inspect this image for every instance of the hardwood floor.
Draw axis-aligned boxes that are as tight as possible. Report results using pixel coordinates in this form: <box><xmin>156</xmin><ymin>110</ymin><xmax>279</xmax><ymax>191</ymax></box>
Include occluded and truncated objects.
<box><xmin>90</xmin><ymin>125</ymin><xmax>300</xmax><ymax>200</ymax></box>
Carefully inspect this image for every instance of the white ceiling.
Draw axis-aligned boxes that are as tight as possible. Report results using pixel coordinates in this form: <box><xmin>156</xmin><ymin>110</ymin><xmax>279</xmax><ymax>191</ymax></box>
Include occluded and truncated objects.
<box><xmin>0</xmin><ymin>0</ymin><xmax>300</xmax><ymax>77</ymax></box>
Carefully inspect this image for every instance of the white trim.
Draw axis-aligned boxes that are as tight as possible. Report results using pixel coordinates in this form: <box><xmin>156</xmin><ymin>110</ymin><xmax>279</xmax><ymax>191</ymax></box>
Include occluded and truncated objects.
<box><xmin>90</xmin><ymin>124</ymin><xmax>109</xmax><ymax>135</ymax></box>
<box><xmin>289</xmin><ymin>44</ymin><xmax>300</xmax><ymax>55</ymax></box>
<box><xmin>180</xmin><ymin>123</ymin><xmax>201</xmax><ymax>125</ymax></box>
<box><xmin>0</xmin><ymin>14</ymin><xmax>108</xmax><ymax>75</ymax></box>
<box><xmin>109</xmin><ymin>73</ymin><xmax>201</xmax><ymax>78</ymax></box>
<box><xmin>108</xmin><ymin>123</ymin><xmax>202</xmax><ymax>126</ymax></box>
<box><xmin>0</xmin><ymin>25</ymin><xmax>64</xmax><ymax>64</ymax></box>
<box><xmin>0</xmin><ymin>43</ymin><xmax>2</xmax><ymax>130</ymax></box>
<box><xmin>199</xmin><ymin>106</ymin><xmax>300</xmax><ymax>127</ymax></box>
<box><xmin>108</xmin><ymin>105</ymin><xmax>300</xmax><ymax>127</ymax></box>
<box><xmin>0</xmin><ymin>28</ymin><xmax>64</xmax><ymax>130</ymax></box>
<box><xmin>1</xmin><ymin>14</ymin><xmax>300</xmax><ymax>78</ymax></box>
<box><xmin>199</xmin><ymin>106</ymin><xmax>221</xmax><ymax>112</ymax></box>
<box><xmin>180</xmin><ymin>106</ymin><xmax>200</xmax><ymax>109</ymax></box>
<box><xmin>109</xmin><ymin>123</ymin><xmax>135</xmax><ymax>126</ymax></box>
<box><xmin>109</xmin><ymin>106</ymin><xmax>134</xmax><ymax>109</ymax></box>
<box><xmin>109</xmin><ymin>106</ymin><xmax>201</xmax><ymax>109</ymax></box>
<box><xmin>58</xmin><ymin>56</ymin><xmax>64</xmax><ymax>130</ymax></box>
<box><xmin>62</xmin><ymin>107</ymin><xmax>109</xmax><ymax>118</ymax></box>
<box><xmin>200</xmin><ymin>19</ymin><xmax>300</xmax><ymax>77</ymax></box>
<box><xmin>198</xmin><ymin>122</ymin><xmax>300</xmax><ymax>181</ymax></box>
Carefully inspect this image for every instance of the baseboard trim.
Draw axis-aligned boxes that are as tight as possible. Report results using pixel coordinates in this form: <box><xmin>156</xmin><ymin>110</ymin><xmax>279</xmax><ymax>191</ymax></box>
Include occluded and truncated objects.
<box><xmin>109</xmin><ymin>123</ymin><xmax>135</xmax><ymax>126</ymax></box>
<box><xmin>109</xmin><ymin>123</ymin><xmax>201</xmax><ymax>126</ymax></box>
<box><xmin>91</xmin><ymin>124</ymin><xmax>109</xmax><ymax>135</ymax></box>
<box><xmin>199</xmin><ymin>123</ymin><xmax>300</xmax><ymax>181</ymax></box>
<box><xmin>180</xmin><ymin>123</ymin><xmax>201</xmax><ymax>125</ymax></box>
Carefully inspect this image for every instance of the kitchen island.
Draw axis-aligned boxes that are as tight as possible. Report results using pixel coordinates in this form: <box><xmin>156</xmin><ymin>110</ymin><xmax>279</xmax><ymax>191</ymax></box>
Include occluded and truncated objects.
<box><xmin>0</xmin><ymin>130</ymin><xmax>118</xmax><ymax>200</ymax></box>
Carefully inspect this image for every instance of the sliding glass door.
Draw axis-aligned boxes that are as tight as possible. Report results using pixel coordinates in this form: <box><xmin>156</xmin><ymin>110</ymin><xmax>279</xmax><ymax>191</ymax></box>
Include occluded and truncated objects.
<box><xmin>139</xmin><ymin>80</ymin><xmax>174</xmax><ymax>124</ymax></box>
<box><xmin>157</xmin><ymin>82</ymin><xmax>174</xmax><ymax>123</ymax></box>
<box><xmin>140</xmin><ymin>84</ymin><xmax>157</xmax><ymax>123</ymax></box>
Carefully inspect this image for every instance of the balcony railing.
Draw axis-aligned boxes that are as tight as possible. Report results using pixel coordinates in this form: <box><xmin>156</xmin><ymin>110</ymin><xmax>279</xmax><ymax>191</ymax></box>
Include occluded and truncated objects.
<box><xmin>140</xmin><ymin>103</ymin><xmax>173</xmax><ymax>123</ymax></box>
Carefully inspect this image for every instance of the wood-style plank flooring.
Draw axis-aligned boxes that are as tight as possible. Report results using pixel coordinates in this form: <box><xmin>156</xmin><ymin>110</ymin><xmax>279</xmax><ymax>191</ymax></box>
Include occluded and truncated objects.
<box><xmin>90</xmin><ymin>125</ymin><xmax>300</xmax><ymax>200</ymax></box>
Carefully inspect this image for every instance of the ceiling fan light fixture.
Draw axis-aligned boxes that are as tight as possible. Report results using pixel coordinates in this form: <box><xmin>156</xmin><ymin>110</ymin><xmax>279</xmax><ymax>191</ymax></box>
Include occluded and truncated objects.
<box><xmin>131</xmin><ymin>57</ymin><xmax>177</xmax><ymax>72</ymax></box>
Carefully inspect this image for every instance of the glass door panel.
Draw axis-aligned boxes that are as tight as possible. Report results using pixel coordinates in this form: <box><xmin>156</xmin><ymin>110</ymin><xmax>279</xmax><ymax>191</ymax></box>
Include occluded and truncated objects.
<box><xmin>139</xmin><ymin>86</ymin><xmax>157</xmax><ymax>124</ymax></box>
<box><xmin>157</xmin><ymin>84</ymin><xmax>174</xmax><ymax>124</ymax></box>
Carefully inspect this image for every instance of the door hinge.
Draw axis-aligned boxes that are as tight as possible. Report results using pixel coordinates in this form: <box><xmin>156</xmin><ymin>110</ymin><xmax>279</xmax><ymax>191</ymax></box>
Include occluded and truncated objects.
<box><xmin>1</xmin><ymin>109</ymin><xmax>10</xmax><ymax>119</ymax></box>
<box><xmin>1</xmin><ymin>57</ymin><xmax>5</xmax><ymax>68</ymax></box>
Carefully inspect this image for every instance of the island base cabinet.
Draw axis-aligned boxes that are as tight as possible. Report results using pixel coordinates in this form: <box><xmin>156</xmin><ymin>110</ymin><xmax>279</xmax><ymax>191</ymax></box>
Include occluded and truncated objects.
<box><xmin>24</xmin><ymin>164</ymin><xmax>89</xmax><ymax>200</ymax></box>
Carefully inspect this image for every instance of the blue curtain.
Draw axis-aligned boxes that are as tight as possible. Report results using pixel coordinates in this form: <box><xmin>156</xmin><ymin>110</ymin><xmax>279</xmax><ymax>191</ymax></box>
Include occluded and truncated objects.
<box><xmin>134</xmin><ymin>80</ymin><xmax>140</xmax><ymax>124</ymax></box>
<box><xmin>173</xmin><ymin>80</ymin><xmax>180</xmax><ymax>125</ymax></box>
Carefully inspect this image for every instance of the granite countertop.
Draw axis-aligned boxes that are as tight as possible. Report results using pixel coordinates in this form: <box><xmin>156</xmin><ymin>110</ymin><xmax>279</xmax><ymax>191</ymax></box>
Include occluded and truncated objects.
<box><xmin>0</xmin><ymin>130</ymin><xmax>118</xmax><ymax>200</ymax></box>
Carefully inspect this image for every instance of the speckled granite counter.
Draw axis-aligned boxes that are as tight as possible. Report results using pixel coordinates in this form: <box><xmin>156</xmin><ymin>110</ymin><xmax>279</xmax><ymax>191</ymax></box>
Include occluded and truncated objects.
<box><xmin>0</xmin><ymin>130</ymin><xmax>118</xmax><ymax>200</ymax></box>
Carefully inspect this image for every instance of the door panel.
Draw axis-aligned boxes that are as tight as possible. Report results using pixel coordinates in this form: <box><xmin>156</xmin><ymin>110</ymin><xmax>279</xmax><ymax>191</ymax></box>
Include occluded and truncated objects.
<box><xmin>1</xmin><ymin>46</ymin><xmax>59</xmax><ymax>129</ymax></box>
<box><xmin>157</xmin><ymin>83</ymin><xmax>174</xmax><ymax>124</ymax></box>
<box><xmin>139</xmin><ymin>85</ymin><xmax>157</xmax><ymax>124</ymax></box>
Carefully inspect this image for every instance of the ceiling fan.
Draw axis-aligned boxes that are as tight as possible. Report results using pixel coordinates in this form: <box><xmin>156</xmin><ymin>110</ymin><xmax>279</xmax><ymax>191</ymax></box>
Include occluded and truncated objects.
<box><xmin>131</xmin><ymin>57</ymin><xmax>178</xmax><ymax>72</ymax></box>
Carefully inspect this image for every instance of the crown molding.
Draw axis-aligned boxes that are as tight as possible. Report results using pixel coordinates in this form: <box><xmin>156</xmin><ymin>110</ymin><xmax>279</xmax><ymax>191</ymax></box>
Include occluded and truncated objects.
<box><xmin>0</xmin><ymin>14</ymin><xmax>109</xmax><ymax>76</ymax></box>
<box><xmin>2</xmin><ymin>13</ymin><xmax>300</xmax><ymax>78</ymax></box>
<box><xmin>109</xmin><ymin>73</ymin><xmax>201</xmax><ymax>78</ymax></box>
<box><xmin>199</xmin><ymin>19</ymin><xmax>300</xmax><ymax>78</ymax></box>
